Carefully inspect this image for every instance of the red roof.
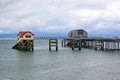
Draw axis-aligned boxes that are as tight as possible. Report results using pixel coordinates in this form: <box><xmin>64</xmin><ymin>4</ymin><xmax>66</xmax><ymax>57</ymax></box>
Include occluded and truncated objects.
<box><xmin>18</xmin><ymin>31</ymin><xmax>34</xmax><ymax>37</ymax></box>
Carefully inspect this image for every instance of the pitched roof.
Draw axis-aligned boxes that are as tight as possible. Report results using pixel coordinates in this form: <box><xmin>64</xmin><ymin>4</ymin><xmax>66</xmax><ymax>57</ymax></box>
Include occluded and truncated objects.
<box><xmin>18</xmin><ymin>31</ymin><xmax>34</xmax><ymax>36</ymax></box>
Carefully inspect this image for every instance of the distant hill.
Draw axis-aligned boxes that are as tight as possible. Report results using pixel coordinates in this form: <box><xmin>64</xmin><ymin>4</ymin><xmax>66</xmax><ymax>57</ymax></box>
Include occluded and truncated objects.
<box><xmin>0</xmin><ymin>32</ymin><xmax>68</xmax><ymax>38</ymax></box>
<box><xmin>0</xmin><ymin>32</ymin><xmax>119</xmax><ymax>38</ymax></box>
<box><xmin>0</xmin><ymin>34</ymin><xmax>16</xmax><ymax>38</ymax></box>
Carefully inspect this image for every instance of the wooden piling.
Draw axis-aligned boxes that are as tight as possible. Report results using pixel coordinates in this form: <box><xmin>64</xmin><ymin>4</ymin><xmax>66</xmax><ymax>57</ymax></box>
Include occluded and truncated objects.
<box><xmin>62</xmin><ymin>40</ymin><xmax>64</xmax><ymax>47</ymax></box>
<box><xmin>12</xmin><ymin>40</ymin><xmax>34</xmax><ymax>51</ymax></box>
<box><xmin>71</xmin><ymin>39</ymin><xmax>81</xmax><ymax>50</ymax></box>
<box><xmin>117</xmin><ymin>41</ymin><xmax>120</xmax><ymax>51</ymax></box>
<box><xmin>49</xmin><ymin>39</ymin><xmax>58</xmax><ymax>51</ymax></box>
<box><xmin>62</xmin><ymin>39</ymin><xmax>67</xmax><ymax>47</ymax></box>
<box><xmin>62</xmin><ymin>38</ymin><xmax>120</xmax><ymax>51</ymax></box>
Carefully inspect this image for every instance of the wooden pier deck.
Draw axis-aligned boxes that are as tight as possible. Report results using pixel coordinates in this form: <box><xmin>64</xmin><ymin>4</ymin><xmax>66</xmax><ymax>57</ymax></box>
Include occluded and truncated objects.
<box><xmin>62</xmin><ymin>38</ymin><xmax>120</xmax><ymax>51</ymax></box>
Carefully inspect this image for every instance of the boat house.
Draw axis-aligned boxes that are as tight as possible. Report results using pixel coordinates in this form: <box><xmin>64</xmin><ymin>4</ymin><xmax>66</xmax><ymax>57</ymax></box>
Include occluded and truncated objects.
<box><xmin>17</xmin><ymin>31</ymin><xmax>34</xmax><ymax>42</ymax></box>
<box><xmin>68</xmin><ymin>29</ymin><xmax>88</xmax><ymax>39</ymax></box>
<box><xmin>12</xmin><ymin>31</ymin><xmax>34</xmax><ymax>51</ymax></box>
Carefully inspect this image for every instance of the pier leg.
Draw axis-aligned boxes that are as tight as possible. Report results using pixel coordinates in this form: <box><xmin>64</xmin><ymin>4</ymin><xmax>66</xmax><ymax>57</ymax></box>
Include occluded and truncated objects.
<box><xmin>118</xmin><ymin>41</ymin><xmax>120</xmax><ymax>51</ymax></box>
<box><xmin>72</xmin><ymin>39</ymin><xmax>74</xmax><ymax>50</ymax></box>
<box><xmin>72</xmin><ymin>47</ymin><xmax>74</xmax><ymax>50</ymax></box>
<box><xmin>49</xmin><ymin>46</ymin><xmax>51</xmax><ymax>51</ymax></box>
<box><xmin>79</xmin><ymin>41</ymin><xmax>81</xmax><ymax>50</ymax></box>
<box><xmin>64</xmin><ymin>39</ymin><xmax>66</xmax><ymax>47</ymax></box>
<box><xmin>94</xmin><ymin>40</ymin><xmax>98</xmax><ymax>50</ymax></box>
<box><xmin>62</xmin><ymin>40</ymin><xmax>63</xmax><ymax>47</ymax></box>
<box><xmin>71</xmin><ymin>39</ymin><xmax>81</xmax><ymax>51</ymax></box>
<box><xmin>101</xmin><ymin>41</ymin><xmax>104</xmax><ymax>50</ymax></box>
<box><xmin>49</xmin><ymin>39</ymin><xmax>58</xmax><ymax>51</ymax></box>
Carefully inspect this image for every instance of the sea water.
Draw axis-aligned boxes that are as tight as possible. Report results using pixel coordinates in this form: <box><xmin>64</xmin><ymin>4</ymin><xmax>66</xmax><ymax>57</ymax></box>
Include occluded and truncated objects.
<box><xmin>0</xmin><ymin>39</ymin><xmax>120</xmax><ymax>80</ymax></box>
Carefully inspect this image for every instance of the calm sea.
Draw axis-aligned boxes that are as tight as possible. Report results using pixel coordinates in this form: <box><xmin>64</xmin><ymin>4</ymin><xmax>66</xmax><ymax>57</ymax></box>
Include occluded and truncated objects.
<box><xmin>0</xmin><ymin>39</ymin><xmax>120</xmax><ymax>80</ymax></box>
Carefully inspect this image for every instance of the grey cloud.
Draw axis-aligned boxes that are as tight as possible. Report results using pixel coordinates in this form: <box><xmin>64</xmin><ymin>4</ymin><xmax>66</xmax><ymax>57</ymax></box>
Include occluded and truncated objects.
<box><xmin>0</xmin><ymin>0</ymin><xmax>120</xmax><ymax>36</ymax></box>
<box><xmin>1</xmin><ymin>0</ymin><xmax>21</xmax><ymax>8</ymax></box>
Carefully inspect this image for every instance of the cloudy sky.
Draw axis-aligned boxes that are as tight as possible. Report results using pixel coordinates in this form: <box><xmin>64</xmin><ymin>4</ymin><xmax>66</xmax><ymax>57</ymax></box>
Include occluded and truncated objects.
<box><xmin>0</xmin><ymin>0</ymin><xmax>120</xmax><ymax>37</ymax></box>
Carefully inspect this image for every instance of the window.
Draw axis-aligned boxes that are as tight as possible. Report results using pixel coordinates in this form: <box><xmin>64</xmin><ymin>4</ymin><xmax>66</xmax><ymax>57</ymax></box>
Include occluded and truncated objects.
<box><xmin>26</xmin><ymin>35</ymin><xmax>31</xmax><ymax>38</ymax></box>
<box><xmin>29</xmin><ymin>35</ymin><xmax>31</xmax><ymax>38</ymax></box>
<box><xmin>20</xmin><ymin>36</ymin><xmax>23</xmax><ymax>38</ymax></box>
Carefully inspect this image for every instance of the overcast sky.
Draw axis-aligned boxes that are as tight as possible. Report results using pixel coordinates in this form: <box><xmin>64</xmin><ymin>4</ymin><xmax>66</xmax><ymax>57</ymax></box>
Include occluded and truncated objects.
<box><xmin>0</xmin><ymin>0</ymin><xmax>120</xmax><ymax>37</ymax></box>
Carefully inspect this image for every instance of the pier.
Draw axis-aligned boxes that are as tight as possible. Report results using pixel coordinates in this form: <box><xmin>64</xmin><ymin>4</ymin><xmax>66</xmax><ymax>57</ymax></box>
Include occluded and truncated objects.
<box><xmin>11</xmin><ymin>29</ymin><xmax>120</xmax><ymax>51</ymax></box>
<box><xmin>61</xmin><ymin>29</ymin><xmax>120</xmax><ymax>51</ymax></box>
<box><xmin>62</xmin><ymin>38</ymin><xmax>120</xmax><ymax>51</ymax></box>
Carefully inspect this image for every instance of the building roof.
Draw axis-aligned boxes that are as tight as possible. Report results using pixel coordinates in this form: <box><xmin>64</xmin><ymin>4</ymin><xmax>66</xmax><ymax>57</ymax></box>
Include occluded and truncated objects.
<box><xmin>68</xmin><ymin>29</ymin><xmax>88</xmax><ymax>38</ymax></box>
<box><xmin>18</xmin><ymin>31</ymin><xmax>34</xmax><ymax>36</ymax></box>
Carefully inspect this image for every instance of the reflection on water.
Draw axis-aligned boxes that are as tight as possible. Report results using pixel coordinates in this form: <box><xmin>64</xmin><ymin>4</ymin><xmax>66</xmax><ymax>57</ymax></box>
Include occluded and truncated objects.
<box><xmin>0</xmin><ymin>40</ymin><xmax>120</xmax><ymax>80</ymax></box>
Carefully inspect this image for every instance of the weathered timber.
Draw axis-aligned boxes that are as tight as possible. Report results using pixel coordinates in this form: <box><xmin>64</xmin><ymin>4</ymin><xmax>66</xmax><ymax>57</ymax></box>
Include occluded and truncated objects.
<box><xmin>71</xmin><ymin>39</ymin><xmax>81</xmax><ymax>50</ymax></box>
<box><xmin>12</xmin><ymin>40</ymin><xmax>34</xmax><ymax>51</ymax></box>
<box><xmin>49</xmin><ymin>39</ymin><xmax>58</xmax><ymax>51</ymax></box>
<box><xmin>62</xmin><ymin>38</ymin><xmax>120</xmax><ymax>51</ymax></box>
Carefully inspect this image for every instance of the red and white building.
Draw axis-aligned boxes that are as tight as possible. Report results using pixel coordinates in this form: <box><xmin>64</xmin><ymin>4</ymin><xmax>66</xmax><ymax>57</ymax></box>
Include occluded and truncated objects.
<box><xmin>17</xmin><ymin>31</ymin><xmax>34</xmax><ymax>42</ymax></box>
